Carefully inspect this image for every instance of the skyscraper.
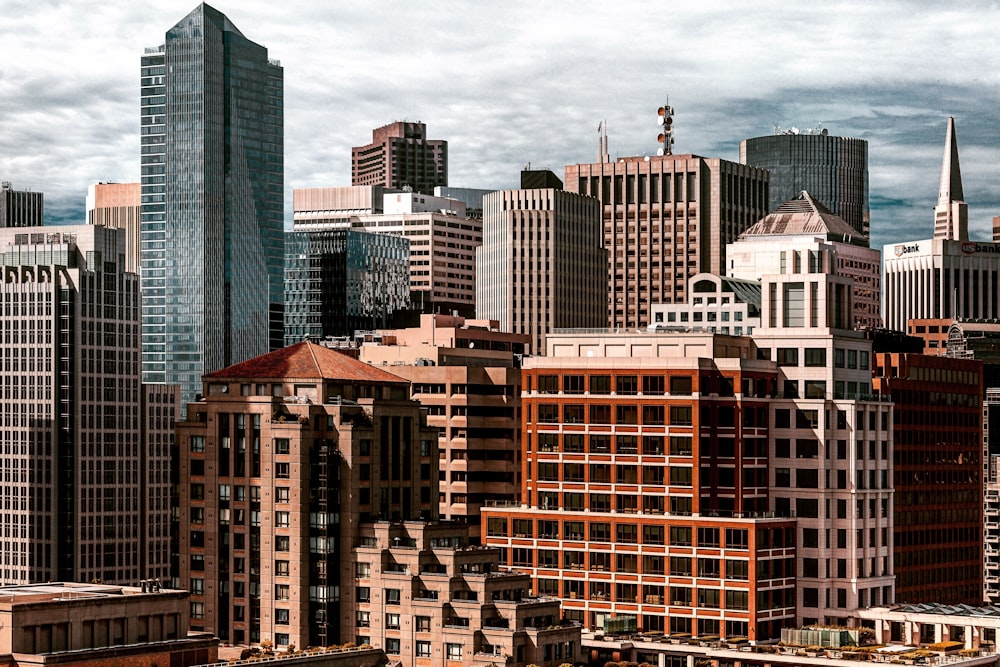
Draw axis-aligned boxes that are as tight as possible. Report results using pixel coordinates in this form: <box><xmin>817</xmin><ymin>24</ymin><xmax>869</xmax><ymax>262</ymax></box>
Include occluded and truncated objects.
<box><xmin>740</xmin><ymin>130</ymin><xmax>869</xmax><ymax>237</ymax></box>
<box><xmin>564</xmin><ymin>154</ymin><xmax>769</xmax><ymax>330</ymax></box>
<box><xmin>0</xmin><ymin>225</ymin><xmax>164</xmax><ymax>584</ymax></box>
<box><xmin>351</xmin><ymin>121</ymin><xmax>447</xmax><ymax>194</ymax></box>
<box><xmin>933</xmin><ymin>117</ymin><xmax>968</xmax><ymax>241</ymax></box>
<box><xmin>0</xmin><ymin>181</ymin><xmax>43</xmax><ymax>228</ymax></box>
<box><xmin>87</xmin><ymin>182</ymin><xmax>141</xmax><ymax>273</ymax></box>
<box><xmin>141</xmin><ymin>4</ymin><xmax>284</xmax><ymax>403</ymax></box>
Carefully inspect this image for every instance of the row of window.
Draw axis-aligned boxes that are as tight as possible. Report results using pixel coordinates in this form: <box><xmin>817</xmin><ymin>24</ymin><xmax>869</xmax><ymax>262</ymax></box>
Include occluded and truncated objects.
<box><xmin>534</xmin><ymin>374</ymin><xmax>694</xmax><ymax>395</ymax></box>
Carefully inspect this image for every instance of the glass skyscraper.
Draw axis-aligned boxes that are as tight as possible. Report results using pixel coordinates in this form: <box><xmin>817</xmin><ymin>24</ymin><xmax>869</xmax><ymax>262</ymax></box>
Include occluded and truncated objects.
<box><xmin>141</xmin><ymin>4</ymin><xmax>284</xmax><ymax>403</ymax></box>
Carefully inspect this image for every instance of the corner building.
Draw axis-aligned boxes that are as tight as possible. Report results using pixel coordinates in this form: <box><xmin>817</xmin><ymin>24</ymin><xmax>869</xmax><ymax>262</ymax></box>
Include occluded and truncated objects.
<box><xmin>141</xmin><ymin>4</ymin><xmax>284</xmax><ymax>403</ymax></box>
<box><xmin>175</xmin><ymin>342</ymin><xmax>438</xmax><ymax>648</ymax></box>
<box><xmin>564</xmin><ymin>154</ymin><xmax>769</xmax><ymax>329</ymax></box>
<box><xmin>483</xmin><ymin>331</ymin><xmax>799</xmax><ymax>641</ymax></box>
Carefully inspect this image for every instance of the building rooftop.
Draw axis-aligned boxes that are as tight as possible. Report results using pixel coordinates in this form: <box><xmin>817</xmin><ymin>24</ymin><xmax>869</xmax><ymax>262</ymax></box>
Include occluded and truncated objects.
<box><xmin>0</xmin><ymin>581</ymin><xmax>181</xmax><ymax>605</ymax></box>
<box><xmin>205</xmin><ymin>340</ymin><xmax>406</xmax><ymax>384</ymax></box>
<box><xmin>741</xmin><ymin>191</ymin><xmax>865</xmax><ymax>245</ymax></box>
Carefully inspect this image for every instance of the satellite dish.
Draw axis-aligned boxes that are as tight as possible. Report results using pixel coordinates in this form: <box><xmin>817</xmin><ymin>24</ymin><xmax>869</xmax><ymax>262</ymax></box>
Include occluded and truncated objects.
<box><xmin>657</xmin><ymin>148</ymin><xmax>665</xmax><ymax>156</ymax></box>
<box><xmin>657</xmin><ymin>116</ymin><xmax>665</xmax><ymax>125</ymax></box>
<box><xmin>469</xmin><ymin>342</ymin><xmax>475</xmax><ymax>348</ymax></box>
<box><xmin>657</xmin><ymin>106</ymin><xmax>667</xmax><ymax>117</ymax></box>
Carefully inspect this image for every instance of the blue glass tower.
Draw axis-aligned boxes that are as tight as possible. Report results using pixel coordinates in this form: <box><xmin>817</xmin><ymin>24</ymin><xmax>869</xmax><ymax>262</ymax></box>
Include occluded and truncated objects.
<box><xmin>141</xmin><ymin>4</ymin><xmax>283</xmax><ymax>403</ymax></box>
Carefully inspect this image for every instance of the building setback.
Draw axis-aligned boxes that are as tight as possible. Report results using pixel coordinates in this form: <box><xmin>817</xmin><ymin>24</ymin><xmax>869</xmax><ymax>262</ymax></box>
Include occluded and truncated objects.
<box><xmin>175</xmin><ymin>341</ymin><xmax>438</xmax><ymax>648</ymax></box>
<box><xmin>352</xmin><ymin>121</ymin><xmax>447</xmax><ymax>194</ymax></box>
<box><xmin>283</xmin><ymin>228</ymin><xmax>411</xmax><ymax>345</ymax></box>
<box><xmin>740</xmin><ymin>130</ymin><xmax>870</xmax><ymax>237</ymax></box>
<box><xmin>141</xmin><ymin>3</ymin><xmax>284</xmax><ymax>402</ymax></box>
<box><xmin>872</xmin><ymin>352</ymin><xmax>983</xmax><ymax>604</ymax></box>
<box><xmin>0</xmin><ymin>182</ymin><xmax>43</xmax><ymax>228</ymax></box>
<box><xmin>564</xmin><ymin>154</ymin><xmax>769</xmax><ymax>330</ymax></box>
<box><xmin>359</xmin><ymin>314</ymin><xmax>528</xmax><ymax>540</ymax></box>
<box><xmin>0</xmin><ymin>225</ymin><xmax>170</xmax><ymax>584</ymax></box>
<box><xmin>477</xmin><ymin>176</ymin><xmax>607</xmax><ymax>354</ymax></box>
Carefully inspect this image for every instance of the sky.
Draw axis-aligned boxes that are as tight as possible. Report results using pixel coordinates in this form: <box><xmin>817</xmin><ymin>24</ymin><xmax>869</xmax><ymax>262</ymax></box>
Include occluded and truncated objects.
<box><xmin>1</xmin><ymin>0</ymin><xmax>999</xmax><ymax>252</ymax></box>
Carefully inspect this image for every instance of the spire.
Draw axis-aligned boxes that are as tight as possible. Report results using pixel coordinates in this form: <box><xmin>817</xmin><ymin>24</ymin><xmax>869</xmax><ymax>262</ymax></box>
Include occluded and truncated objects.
<box><xmin>933</xmin><ymin>116</ymin><xmax>969</xmax><ymax>241</ymax></box>
<box><xmin>938</xmin><ymin>116</ymin><xmax>964</xmax><ymax>204</ymax></box>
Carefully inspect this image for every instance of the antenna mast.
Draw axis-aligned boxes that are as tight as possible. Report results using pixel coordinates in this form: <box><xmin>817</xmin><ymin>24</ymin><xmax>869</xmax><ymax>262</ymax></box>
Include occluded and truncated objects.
<box><xmin>657</xmin><ymin>99</ymin><xmax>674</xmax><ymax>156</ymax></box>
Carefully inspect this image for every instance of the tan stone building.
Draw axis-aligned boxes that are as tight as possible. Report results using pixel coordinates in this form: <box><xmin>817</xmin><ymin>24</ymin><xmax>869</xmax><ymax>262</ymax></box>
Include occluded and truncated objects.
<box><xmin>358</xmin><ymin>314</ymin><xmax>528</xmax><ymax>540</ymax></box>
<box><xmin>477</xmin><ymin>179</ymin><xmax>607</xmax><ymax>353</ymax></box>
<box><xmin>564</xmin><ymin>154</ymin><xmax>769</xmax><ymax>329</ymax></box>
<box><xmin>351</xmin><ymin>521</ymin><xmax>580</xmax><ymax>667</ymax></box>
<box><xmin>0</xmin><ymin>581</ymin><xmax>216</xmax><ymax>667</ymax></box>
<box><xmin>175</xmin><ymin>342</ymin><xmax>439</xmax><ymax>649</ymax></box>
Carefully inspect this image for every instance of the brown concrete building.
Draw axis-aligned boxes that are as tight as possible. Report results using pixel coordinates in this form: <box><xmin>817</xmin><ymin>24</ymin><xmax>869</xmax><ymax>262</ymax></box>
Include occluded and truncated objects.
<box><xmin>86</xmin><ymin>182</ymin><xmax>141</xmax><ymax>273</ymax></box>
<box><xmin>563</xmin><ymin>154</ymin><xmax>769</xmax><ymax>329</ymax></box>
<box><xmin>872</xmin><ymin>352</ymin><xmax>984</xmax><ymax>604</ymax></box>
<box><xmin>906</xmin><ymin>318</ymin><xmax>952</xmax><ymax>354</ymax></box>
<box><xmin>358</xmin><ymin>314</ymin><xmax>528</xmax><ymax>540</ymax></box>
<box><xmin>175</xmin><ymin>341</ymin><xmax>439</xmax><ymax>648</ymax></box>
<box><xmin>0</xmin><ymin>582</ymin><xmax>216</xmax><ymax>667</ymax></box>
<box><xmin>351</xmin><ymin>521</ymin><xmax>580</xmax><ymax>667</ymax></box>
<box><xmin>477</xmin><ymin>177</ymin><xmax>607</xmax><ymax>354</ymax></box>
<box><xmin>482</xmin><ymin>331</ymin><xmax>799</xmax><ymax>641</ymax></box>
<box><xmin>352</xmin><ymin>121</ymin><xmax>447</xmax><ymax>195</ymax></box>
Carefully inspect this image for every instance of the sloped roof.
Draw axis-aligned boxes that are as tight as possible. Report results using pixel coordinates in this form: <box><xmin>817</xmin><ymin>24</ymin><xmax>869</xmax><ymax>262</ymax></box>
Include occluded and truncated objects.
<box><xmin>205</xmin><ymin>341</ymin><xmax>407</xmax><ymax>383</ymax></box>
<box><xmin>740</xmin><ymin>191</ymin><xmax>866</xmax><ymax>246</ymax></box>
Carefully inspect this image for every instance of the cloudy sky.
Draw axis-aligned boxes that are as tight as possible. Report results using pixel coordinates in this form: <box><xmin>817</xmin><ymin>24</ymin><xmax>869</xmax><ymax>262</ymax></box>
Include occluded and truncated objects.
<box><xmin>2</xmin><ymin>0</ymin><xmax>998</xmax><ymax>251</ymax></box>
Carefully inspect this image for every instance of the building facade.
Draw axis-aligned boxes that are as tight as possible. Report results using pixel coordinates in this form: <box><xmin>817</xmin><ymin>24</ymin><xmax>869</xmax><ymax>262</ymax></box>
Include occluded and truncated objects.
<box><xmin>728</xmin><ymin>191</ymin><xmax>881</xmax><ymax>329</ymax></box>
<box><xmin>477</xmin><ymin>182</ymin><xmax>607</xmax><ymax>353</ymax></box>
<box><xmin>740</xmin><ymin>130</ymin><xmax>870</xmax><ymax>237</ymax></box>
<box><xmin>482</xmin><ymin>331</ymin><xmax>799</xmax><ymax>641</ymax></box>
<box><xmin>351</xmin><ymin>121</ymin><xmax>447</xmax><ymax>194</ymax></box>
<box><xmin>141</xmin><ymin>4</ymin><xmax>284</xmax><ymax>402</ymax></box>
<box><xmin>872</xmin><ymin>352</ymin><xmax>983</xmax><ymax>604</ymax></box>
<box><xmin>358</xmin><ymin>314</ymin><xmax>528</xmax><ymax>540</ymax></box>
<box><xmin>0</xmin><ymin>182</ymin><xmax>43</xmax><ymax>228</ymax></box>
<box><xmin>87</xmin><ymin>182</ymin><xmax>141</xmax><ymax>273</ymax></box>
<box><xmin>649</xmin><ymin>273</ymin><xmax>761</xmax><ymax>335</ymax></box>
<box><xmin>283</xmin><ymin>229</ymin><xmax>411</xmax><ymax>345</ymax></box>
<box><xmin>174</xmin><ymin>342</ymin><xmax>438</xmax><ymax>648</ymax></box>
<box><xmin>563</xmin><ymin>154</ymin><xmax>769</xmax><ymax>330</ymax></box>
<box><xmin>882</xmin><ymin>239</ymin><xmax>1000</xmax><ymax>331</ymax></box>
<box><xmin>294</xmin><ymin>188</ymin><xmax>481</xmax><ymax>317</ymax></box>
<box><xmin>0</xmin><ymin>225</ymin><xmax>168</xmax><ymax>584</ymax></box>
<box><xmin>352</xmin><ymin>522</ymin><xmax>580</xmax><ymax>667</ymax></box>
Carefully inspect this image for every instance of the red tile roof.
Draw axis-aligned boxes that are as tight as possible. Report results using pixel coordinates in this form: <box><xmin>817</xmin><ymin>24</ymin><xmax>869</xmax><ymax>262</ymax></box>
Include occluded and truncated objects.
<box><xmin>205</xmin><ymin>341</ymin><xmax>407</xmax><ymax>384</ymax></box>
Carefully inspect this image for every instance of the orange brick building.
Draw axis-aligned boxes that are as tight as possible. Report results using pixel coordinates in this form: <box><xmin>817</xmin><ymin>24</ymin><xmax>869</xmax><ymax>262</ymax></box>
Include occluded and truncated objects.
<box><xmin>482</xmin><ymin>332</ymin><xmax>797</xmax><ymax>641</ymax></box>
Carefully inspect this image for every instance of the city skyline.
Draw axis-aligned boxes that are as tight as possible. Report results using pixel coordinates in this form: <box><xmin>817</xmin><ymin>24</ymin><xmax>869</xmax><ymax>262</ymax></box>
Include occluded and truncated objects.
<box><xmin>1</xmin><ymin>1</ymin><xmax>999</xmax><ymax>253</ymax></box>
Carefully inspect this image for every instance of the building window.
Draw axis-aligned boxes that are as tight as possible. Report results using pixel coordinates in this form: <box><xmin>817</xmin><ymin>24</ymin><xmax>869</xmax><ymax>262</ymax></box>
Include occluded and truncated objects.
<box><xmin>386</xmin><ymin>613</ymin><xmax>400</xmax><ymax>629</ymax></box>
<box><xmin>190</xmin><ymin>436</ymin><xmax>205</xmax><ymax>452</ymax></box>
<box><xmin>446</xmin><ymin>644</ymin><xmax>462</xmax><ymax>660</ymax></box>
<box><xmin>275</xmin><ymin>438</ymin><xmax>290</xmax><ymax>454</ymax></box>
<box><xmin>190</xmin><ymin>578</ymin><xmax>204</xmax><ymax>594</ymax></box>
<box><xmin>275</xmin><ymin>511</ymin><xmax>290</xmax><ymax>527</ymax></box>
<box><xmin>275</xmin><ymin>584</ymin><xmax>290</xmax><ymax>600</ymax></box>
<box><xmin>275</xmin><ymin>609</ymin><xmax>289</xmax><ymax>625</ymax></box>
<box><xmin>275</xmin><ymin>633</ymin><xmax>289</xmax><ymax>647</ymax></box>
<box><xmin>276</xmin><ymin>487</ymin><xmax>290</xmax><ymax>503</ymax></box>
<box><xmin>356</xmin><ymin>611</ymin><xmax>370</xmax><ymax>627</ymax></box>
<box><xmin>385</xmin><ymin>588</ymin><xmax>400</xmax><ymax>605</ymax></box>
<box><xmin>191</xmin><ymin>602</ymin><xmax>205</xmax><ymax>619</ymax></box>
<box><xmin>416</xmin><ymin>641</ymin><xmax>432</xmax><ymax>657</ymax></box>
<box><xmin>275</xmin><ymin>560</ymin><xmax>290</xmax><ymax>576</ymax></box>
<box><xmin>416</xmin><ymin>615</ymin><xmax>431</xmax><ymax>632</ymax></box>
<box><xmin>276</xmin><ymin>535</ymin><xmax>290</xmax><ymax>552</ymax></box>
<box><xmin>276</xmin><ymin>463</ymin><xmax>290</xmax><ymax>478</ymax></box>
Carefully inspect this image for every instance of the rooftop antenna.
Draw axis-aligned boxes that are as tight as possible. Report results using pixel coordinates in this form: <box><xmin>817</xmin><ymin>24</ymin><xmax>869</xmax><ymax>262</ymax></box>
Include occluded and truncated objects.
<box><xmin>597</xmin><ymin>119</ymin><xmax>609</xmax><ymax>163</ymax></box>
<box><xmin>657</xmin><ymin>99</ymin><xmax>674</xmax><ymax>156</ymax></box>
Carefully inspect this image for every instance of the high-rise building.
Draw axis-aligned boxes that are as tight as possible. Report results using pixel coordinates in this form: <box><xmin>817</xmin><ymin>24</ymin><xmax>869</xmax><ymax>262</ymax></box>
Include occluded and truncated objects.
<box><xmin>882</xmin><ymin>117</ymin><xmax>1000</xmax><ymax>332</ymax></box>
<box><xmin>283</xmin><ymin>228</ymin><xmax>411</xmax><ymax>345</ymax></box>
<box><xmin>564</xmin><ymin>154</ymin><xmax>769</xmax><ymax>330</ymax></box>
<box><xmin>358</xmin><ymin>314</ymin><xmax>528</xmax><ymax>540</ymax></box>
<box><xmin>740</xmin><ymin>129</ymin><xmax>869</xmax><ymax>237</ymax></box>
<box><xmin>0</xmin><ymin>225</ymin><xmax>170</xmax><ymax>584</ymax></box>
<box><xmin>352</xmin><ymin>121</ymin><xmax>447</xmax><ymax>194</ymax></box>
<box><xmin>0</xmin><ymin>181</ymin><xmax>43</xmax><ymax>228</ymax></box>
<box><xmin>141</xmin><ymin>4</ymin><xmax>284</xmax><ymax>403</ymax></box>
<box><xmin>175</xmin><ymin>341</ymin><xmax>438</xmax><ymax>647</ymax></box>
<box><xmin>477</xmin><ymin>173</ymin><xmax>607</xmax><ymax>353</ymax></box>
<box><xmin>986</xmin><ymin>388</ymin><xmax>1000</xmax><ymax>604</ymax></box>
<box><xmin>727</xmin><ymin>191</ymin><xmax>881</xmax><ymax>329</ymax></box>
<box><xmin>294</xmin><ymin>188</ymin><xmax>481</xmax><ymax>317</ymax></box>
<box><xmin>872</xmin><ymin>352</ymin><xmax>983</xmax><ymax>604</ymax></box>
<box><xmin>87</xmin><ymin>182</ymin><xmax>141</xmax><ymax>273</ymax></box>
<box><xmin>934</xmin><ymin>117</ymin><xmax>968</xmax><ymax>241</ymax></box>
